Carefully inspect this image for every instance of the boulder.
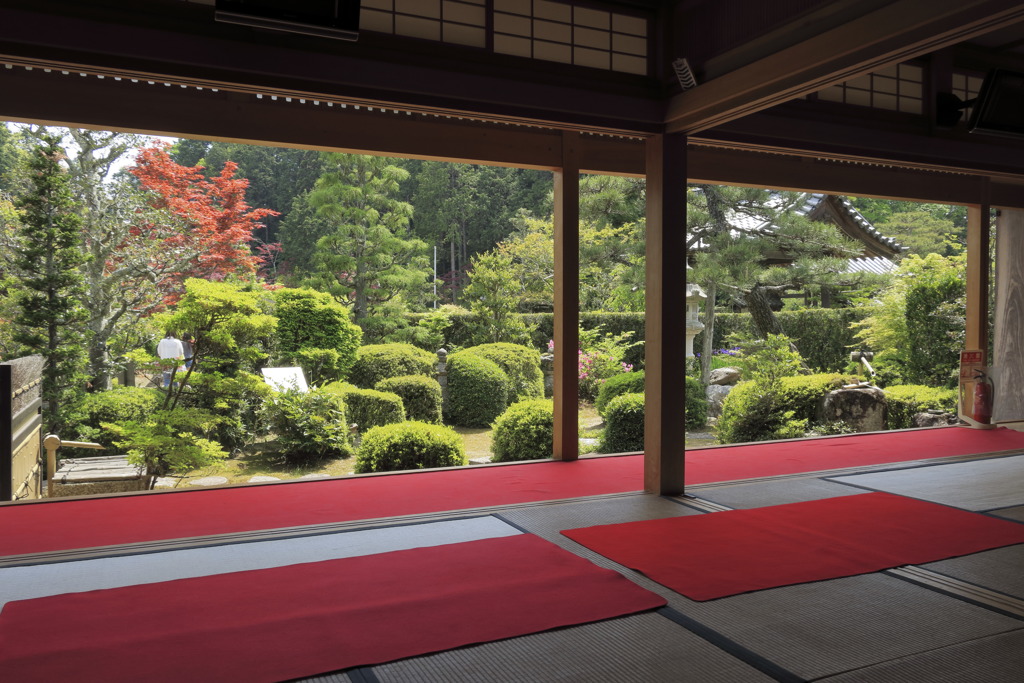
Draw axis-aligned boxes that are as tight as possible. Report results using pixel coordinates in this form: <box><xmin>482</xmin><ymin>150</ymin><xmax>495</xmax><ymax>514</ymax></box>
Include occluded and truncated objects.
<box><xmin>911</xmin><ymin>411</ymin><xmax>959</xmax><ymax>428</ymax></box>
<box><xmin>708</xmin><ymin>366</ymin><xmax>742</xmax><ymax>386</ymax></box>
<box><xmin>823</xmin><ymin>385</ymin><xmax>886</xmax><ymax>433</ymax></box>
<box><xmin>705</xmin><ymin>384</ymin><xmax>733</xmax><ymax>418</ymax></box>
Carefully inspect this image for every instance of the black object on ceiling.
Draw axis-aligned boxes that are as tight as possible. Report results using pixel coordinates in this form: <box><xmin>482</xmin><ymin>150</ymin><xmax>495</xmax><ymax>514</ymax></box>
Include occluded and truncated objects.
<box><xmin>969</xmin><ymin>69</ymin><xmax>1024</xmax><ymax>138</ymax></box>
<box><xmin>215</xmin><ymin>0</ymin><xmax>360</xmax><ymax>41</ymax></box>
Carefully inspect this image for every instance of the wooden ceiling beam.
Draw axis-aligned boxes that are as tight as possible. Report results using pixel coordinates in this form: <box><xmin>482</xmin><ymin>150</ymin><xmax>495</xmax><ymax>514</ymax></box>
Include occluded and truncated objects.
<box><xmin>0</xmin><ymin>2</ymin><xmax>663</xmax><ymax>136</ymax></box>
<box><xmin>667</xmin><ymin>0</ymin><xmax>1024</xmax><ymax>134</ymax></box>
<box><xmin>0</xmin><ymin>65</ymin><xmax>645</xmax><ymax>175</ymax></box>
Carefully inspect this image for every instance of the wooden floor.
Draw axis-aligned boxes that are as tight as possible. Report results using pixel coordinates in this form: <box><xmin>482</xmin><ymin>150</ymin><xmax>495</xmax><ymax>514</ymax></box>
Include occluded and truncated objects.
<box><xmin>296</xmin><ymin>451</ymin><xmax>1024</xmax><ymax>683</ymax></box>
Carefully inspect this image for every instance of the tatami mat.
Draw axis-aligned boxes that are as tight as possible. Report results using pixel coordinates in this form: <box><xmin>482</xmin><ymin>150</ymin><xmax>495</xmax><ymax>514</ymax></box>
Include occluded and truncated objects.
<box><xmin>831</xmin><ymin>455</ymin><xmax>1024</xmax><ymax>510</ymax></box>
<box><xmin>504</xmin><ymin>493</ymin><xmax>1024</xmax><ymax>682</ymax></box>
<box><xmin>673</xmin><ymin>573</ymin><xmax>1024</xmax><ymax>681</ymax></box>
<box><xmin>992</xmin><ymin>505</ymin><xmax>1024</xmax><ymax>523</ymax></box>
<box><xmin>921</xmin><ymin>544</ymin><xmax>1024</xmax><ymax>600</ymax></box>
<box><xmin>369</xmin><ymin>612</ymin><xmax>775</xmax><ymax>683</ymax></box>
<box><xmin>819</xmin><ymin>628</ymin><xmax>1024</xmax><ymax>682</ymax></box>
<box><xmin>692</xmin><ymin>477</ymin><xmax>862</xmax><ymax>509</ymax></box>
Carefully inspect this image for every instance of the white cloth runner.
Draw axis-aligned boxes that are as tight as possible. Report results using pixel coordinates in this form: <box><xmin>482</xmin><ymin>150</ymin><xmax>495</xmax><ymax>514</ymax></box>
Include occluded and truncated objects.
<box><xmin>0</xmin><ymin>516</ymin><xmax>521</xmax><ymax>611</ymax></box>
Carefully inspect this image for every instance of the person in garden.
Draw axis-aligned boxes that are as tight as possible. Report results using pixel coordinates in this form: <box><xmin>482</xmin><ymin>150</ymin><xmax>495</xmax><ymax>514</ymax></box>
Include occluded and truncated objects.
<box><xmin>157</xmin><ymin>332</ymin><xmax>185</xmax><ymax>388</ymax></box>
<box><xmin>181</xmin><ymin>334</ymin><xmax>195</xmax><ymax>370</ymax></box>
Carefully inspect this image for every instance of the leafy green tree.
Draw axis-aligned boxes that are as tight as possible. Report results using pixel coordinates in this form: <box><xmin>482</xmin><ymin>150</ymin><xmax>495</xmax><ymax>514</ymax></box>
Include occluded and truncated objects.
<box><xmin>463</xmin><ymin>250</ymin><xmax>534</xmax><ymax>345</ymax></box>
<box><xmin>302</xmin><ymin>153</ymin><xmax>431</xmax><ymax>336</ymax></box>
<box><xmin>278</xmin><ymin>190</ymin><xmax>335</xmax><ymax>276</ymax></box>
<box><xmin>8</xmin><ymin>134</ymin><xmax>88</xmax><ymax>432</ymax></box>
<box><xmin>854</xmin><ymin>253</ymin><xmax>965</xmax><ymax>387</ymax></box>
<box><xmin>875</xmin><ymin>210</ymin><xmax>961</xmax><ymax>257</ymax></box>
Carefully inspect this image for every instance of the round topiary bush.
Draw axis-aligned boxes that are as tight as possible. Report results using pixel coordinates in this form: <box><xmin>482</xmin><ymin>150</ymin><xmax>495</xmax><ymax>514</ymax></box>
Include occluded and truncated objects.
<box><xmin>445</xmin><ymin>351</ymin><xmax>510</xmax><ymax>427</ymax></box>
<box><xmin>74</xmin><ymin>386</ymin><xmax>163</xmax><ymax>449</ymax></box>
<box><xmin>491</xmin><ymin>399</ymin><xmax>554</xmax><ymax>462</ymax></box>
<box><xmin>349</xmin><ymin>343</ymin><xmax>436</xmax><ymax>389</ymax></box>
<box><xmin>600</xmin><ymin>392</ymin><xmax>645</xmax><ymax>454</ymax></box>
<box><xmin>596</xmin><ymin>370</ymin><xmax>644</xmax><ymax>416</ymax></box>
<box><xmin>322</xmin><ymin>382</ymin><xmax>405</xmax><ymax>431</ymax></box>
<box><xmin>355</xmin><ymin>422</ymin><xmax>466</xmax><ymax>473</ymax></box>
<box><xmin>685</xmin><ymin>376</ymin><xmax>708</xmax><ymax>430</ymax></box>
<box><xmin>375</xmin><ymin>374</ymin><xmax>443</xmax><ymax>424</ymax></box>
<box><xmin>463</xmin><ymin>343</ymin><xmax>543</xmax><ymax>404</ymax></box>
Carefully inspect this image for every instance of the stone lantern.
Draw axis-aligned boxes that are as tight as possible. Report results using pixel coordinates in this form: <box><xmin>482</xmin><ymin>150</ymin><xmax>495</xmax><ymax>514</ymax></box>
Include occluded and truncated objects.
<box><xmin>685</xmin><ymin>279</ymin><xmax>706</xmax><ymax>358</ymax></box>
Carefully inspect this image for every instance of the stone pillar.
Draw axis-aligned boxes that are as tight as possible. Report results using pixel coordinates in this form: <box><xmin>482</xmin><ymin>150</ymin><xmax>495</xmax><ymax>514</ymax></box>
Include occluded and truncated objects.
<box><xmin>541</xmin><ymin>353</ymin><xmax>554</xmax><ymax>397</ymax></box>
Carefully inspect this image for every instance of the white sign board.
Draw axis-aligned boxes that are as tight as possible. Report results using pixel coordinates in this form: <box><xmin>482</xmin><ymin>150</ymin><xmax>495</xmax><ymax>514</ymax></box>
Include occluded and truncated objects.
<box><xmin>261</xmin><ymin>367</ymin><xmax>309</xmax><ymax>393</ymax></box>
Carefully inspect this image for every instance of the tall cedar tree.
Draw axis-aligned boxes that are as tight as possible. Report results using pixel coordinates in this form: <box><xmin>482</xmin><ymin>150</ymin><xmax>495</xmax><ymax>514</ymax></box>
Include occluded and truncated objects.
<box><xmin>302</xmin><ymin>153</ymin><xmax>430</xmax><ymax>330</ymax></box>
<box><xmin>130</xmin><ymin>143</ymin><xmax>277</xmax><ymax>302</ymax></box>
<box><xmin>11</xmin><ymin>135</ymin><xmax>88</xmax><ymax>432</ymax></box>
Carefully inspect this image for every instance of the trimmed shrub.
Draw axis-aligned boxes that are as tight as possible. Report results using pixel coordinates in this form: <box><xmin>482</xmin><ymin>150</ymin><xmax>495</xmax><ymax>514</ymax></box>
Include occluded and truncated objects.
<box><xmin>463</xmin><ymin>342</ymin><xmax>543</xmax><ymax>403</ymax></box>
<box><xmin>717</xmin><ymin>373</ymin><xmax>857</xmax><ymax>444</ymax></box>
<box><xmin>685</xmin><ymin>376</ymin><xmax>708</xmax><ymax>430</ymax></box>
<box><xmin>600</xmin><ymin>392</ymin><xmax>645</xmax><ymax>453</ymax></box>
<box><xmin>491</xmin><ymin>399</ymin><xmax>554</xmax><ymax>462</ymax></box>
<box><xmin>596</xmin><ymin>370</ymin><xmax>644</xmax><ymax>416</ymax></box>
<box><xmin>73</xmin><ymin>387</ymin><xmax>163</xmax><ymax>449</ymax></box>
<box><xmin>884</xmin><ymin>384</ymin><xmax>958</xmax><ymax>429</ymax></box>
<box><xmin>273</xmin><ymin>288</ymin><xmax>362</xmax><ymax>382</ymax></box>
<box><xmin>265</xmin><ymin>389</ymin><xmax>352</xmax><ymax>464</ymax></box>
<box><xmin>355</xmin><ymin>421</ymin><xmax>466</xmax><ymax>473</ymax></box>
<box><xmin>445</xmin><ymin>351</ymin><xmax>511</xmax><ymax>427</ymax></box>
<box><xmin>323</xmin><ymin>382</ymin><xmax>405</xmax><ymax>431</ymax></box>
<box><xmin>349</xmin><ymin>343</ymin><xmax>435</xmax><ymax>389</ymax></box>
<box><xmin>375</xmin><ymin>375</ymin><xmax>443</xmax><ymax>424</ymax></box>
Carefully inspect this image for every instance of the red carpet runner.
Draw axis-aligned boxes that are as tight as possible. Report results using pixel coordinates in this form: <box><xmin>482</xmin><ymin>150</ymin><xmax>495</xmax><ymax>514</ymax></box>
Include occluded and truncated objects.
<box><xmin>0</xmin><ymin>535</ymin><xmax>665</xmax><ymax>682</ymax></box>
<box><xmin>4</xmin><ymin>426</ymin><xmax>1024</xmax><ymax>558</ymax></box>
<box><xmin>562</xmin><ymin>492</ymin><xmax>1024</xmax><ymax>601</ymax></box>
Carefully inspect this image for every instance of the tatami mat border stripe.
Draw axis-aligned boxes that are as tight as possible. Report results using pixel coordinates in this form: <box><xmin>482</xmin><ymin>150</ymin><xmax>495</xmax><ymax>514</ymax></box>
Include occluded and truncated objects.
<box><xmin>671</xmin><ymin>495</ymin><xmax>734</xmax><ymax>513</ymax></box>
<box><xmin>656</xmin><ymin>607</ymin><xmax>806</xmax><ymax>683</ymax></box>
<box><xmin>887</xmin><ymin>566</ymin><xmax>1024</xmax><ymax>620</ymax></box>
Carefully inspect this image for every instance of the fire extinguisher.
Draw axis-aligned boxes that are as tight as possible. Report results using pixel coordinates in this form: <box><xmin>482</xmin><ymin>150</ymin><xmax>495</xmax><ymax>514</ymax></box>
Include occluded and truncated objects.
<box><xmin>974</xmin><ymin>370</ymin><xmax>993</xmax><ymax>424</ymax></box>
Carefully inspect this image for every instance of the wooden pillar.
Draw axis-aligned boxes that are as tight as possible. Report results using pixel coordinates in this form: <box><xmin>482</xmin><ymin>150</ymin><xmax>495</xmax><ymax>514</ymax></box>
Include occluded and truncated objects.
<box><xmin>644</xmin><ymin>133</ymin><xmax>687</xmax><ymax>494</ymax></box>
<box><xmin>553</xmin><ymin>131</ymin><xmax>580</xmax><ymax>461</ymax></box>
<box><xmin>965</xmin><ymin>205</ymin><xmax>990</xmax><ymax>353</ymax></box>
<box><xmin>993</xmin><ymin>208</ymin><xmax>1024</xmax><ymax>423</ymax></box>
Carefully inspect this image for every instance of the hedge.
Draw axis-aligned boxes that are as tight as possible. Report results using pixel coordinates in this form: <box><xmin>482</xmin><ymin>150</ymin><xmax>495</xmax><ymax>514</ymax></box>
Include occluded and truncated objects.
<box><xmin>348</xmin><ymin>343</ymin><xmax>435</xmax><ymax>389</ymax></box>
<box><xmin>717</xmin><ymin>373</ymin><xmax>857</xmax><ymax>444</ymax></box>
<box><xmin>322</xmin><ymin>382</ymin><xmax>405</xmax><ymax>431</ymax></box>
<box><xmin>355</xmin><ymin>422</ymin><xmax>466</xmax><ymax>473</ymax></box>
<box><xmin>600</xmin><ymin>393</ymin><xmax>645</xmax><ymax>453</ymax></box>
<box><xmin>693</xmin><ymin>308</ymin><xmax>871</xmax><ymax>373</ymax></box>
<box><xmin>884</xmin><ymin>384</ymin><xmax>958</xmax><ymax>429</ymax></box>
<box><xmin>445</xmin><ymin>351</ymin><xmax>510</xmax><ymax>427</ymax></box>
<box><xmin>462</xmin><ymin>342</ymin><xmax>544</xmax><ymax>404</ymax></box>
<box><xmin>596</xmin><ymin>370</ymin><xmax>644</xmax><ymax>416</ymax></box>
<box><xmin>375</xmin><ymin>375</ymin><xmax>443</xmax><ymax>424</ymax></box>
<box><xmin>491</xmin><ymin>399</ymin><xmax>554</xmax><ymax>462</ymax></box>
<box><xmin>685</xmin><ymin>376</ymin><xmax>708</xmax><ymax>430</ymax></box>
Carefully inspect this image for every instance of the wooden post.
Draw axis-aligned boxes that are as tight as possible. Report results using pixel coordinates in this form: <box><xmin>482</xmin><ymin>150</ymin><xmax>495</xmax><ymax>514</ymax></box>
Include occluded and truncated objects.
<box><xmin>553</xmin><ymin>131</ymin><xmax>580</xmax><ymax>461</ymax></box>
<box><xmin>644</xmin><ymin>133</ymin><xmax>687</xmax><ymax>495</ymax></box>
<box><xmin>965</xmin><ymin>205</ymin><xmax>990</xmax><ymax>353</ymax></box>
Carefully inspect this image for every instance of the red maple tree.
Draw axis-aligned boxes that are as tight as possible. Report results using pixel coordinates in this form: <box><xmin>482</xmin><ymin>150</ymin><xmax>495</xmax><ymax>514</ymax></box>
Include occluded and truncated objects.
<box><xmin>130</xmin><ymin>143</ymin><xmax>278</xmax><ymax>301</ymax></box>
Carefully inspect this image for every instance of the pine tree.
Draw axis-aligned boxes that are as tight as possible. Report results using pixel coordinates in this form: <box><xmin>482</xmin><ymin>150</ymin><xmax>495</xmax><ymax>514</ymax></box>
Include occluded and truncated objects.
<box><xmin>302</xmin><ymin>153</ymin><xmax>430</xmax><ymax>336</ymax></box>
<box><xmin>10</xmin><ymin>134</ymin><xmax>88</xmax><ymax>432</ymax></box>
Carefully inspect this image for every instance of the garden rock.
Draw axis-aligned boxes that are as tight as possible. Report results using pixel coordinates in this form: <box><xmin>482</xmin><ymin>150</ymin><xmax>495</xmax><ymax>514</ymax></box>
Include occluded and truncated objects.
<box><xmin>911</xmin><ymin>411</ymin><xmax>958</xmax><ymax>428</ymax></box>
<box><xmin>708</xmin><ymin>367</ymin><xmax>742</xmax><ymax>386</ymax></box>
<box><xmin>823</xmin><ymin>386</ymin><xmax>886</xmax><ymax>433</ymax></box>
<box><xmin>248</xmin><ymin>475</ymin><xmax>281</xmax><ymax>483</ymax></box>
<box><xmin>705</xmin><ymin>384</ymin><xmax>733</xmax><ymax>418</ymax></box>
